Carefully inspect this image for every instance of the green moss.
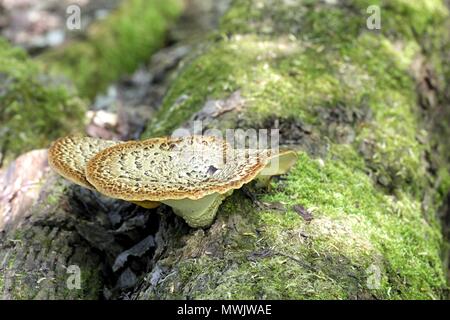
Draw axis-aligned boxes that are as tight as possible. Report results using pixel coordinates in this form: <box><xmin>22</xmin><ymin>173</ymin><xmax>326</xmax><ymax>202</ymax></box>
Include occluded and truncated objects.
<box><xmin>175</xmin><ymin>254</ymin><xmax>351</xmax><ymax>299</ymax></box>
<box><xmin>40</xmin><ymin>0</ymin><xmax>183</xmax><ymax>98</ymax></box>
<box><xmin>438</xmin><ymin>169</ymin><xmax>450</xmax><ymax>199</ymax></box>
<box><xmin>1</xmin><ymin>257</ymin><xmax>102</xmax><ymax>299</ymax></box>
<box><xmin>158</xmin><ymin>148</ymin><xmax>445</xmax><ymax>299</ymax></box>
<box><xmin>221</xmin><ymin>0</ymin><xmax>448</xmax><ymax>42</ymax></box>
<box><xmin>145</xmin><ymin>0</ymin><xmax>450</xmax><ymax>143</ymax></box>
<box><xmin>143</xmin><ymin>35</ymin><xmax>343</xmax><ymax>138</ymax></box>
<box><xmin>0</xmin><ymin>38</ymin><xmax>85</xmax><ymax>165</ymax></box>
<box><xmin>13</xmin><ymin>230</ymin><xmax>24</xmax><ymax>241</ymax></box>
<box><xmin>264</xmin><ymin>149</ymin><xmax>445</xmax><ymax>299</ymax></box>
<box><xmin>45</xmin><ymin>181</ymin><xmax>67</xmax><ymax>206</ymax></box>
<box><xmin>53</xmin><ymin>266</ymin><xmax>103</xmax><ymax>300</ymax></box>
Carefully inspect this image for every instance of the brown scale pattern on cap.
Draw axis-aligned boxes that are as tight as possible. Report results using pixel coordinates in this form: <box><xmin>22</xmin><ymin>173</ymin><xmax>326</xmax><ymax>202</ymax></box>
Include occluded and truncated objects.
<box><xmin>48</xmin><ymin>135</ymin><xmax>119</xmax><ymax>189</ymax></box>
<box><xmin>86</xmin><ymin>135</ymin><xmax>273</xmax><ymax>201</ymax></box>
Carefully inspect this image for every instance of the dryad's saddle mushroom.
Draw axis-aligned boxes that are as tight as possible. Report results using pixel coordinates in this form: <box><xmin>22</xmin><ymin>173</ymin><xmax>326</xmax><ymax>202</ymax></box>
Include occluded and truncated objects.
<box><xmin>48</xmin><ymin>135</ymin><xmax>297</xmax><ymax>228</ymax></box>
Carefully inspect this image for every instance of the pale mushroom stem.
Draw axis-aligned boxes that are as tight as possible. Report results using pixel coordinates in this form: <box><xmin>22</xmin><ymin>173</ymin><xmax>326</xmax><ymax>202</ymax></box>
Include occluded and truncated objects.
<box><xmin>161</xmin><ymin>191</ymin><xmax>232</xmax><ymax>228</ymax></box>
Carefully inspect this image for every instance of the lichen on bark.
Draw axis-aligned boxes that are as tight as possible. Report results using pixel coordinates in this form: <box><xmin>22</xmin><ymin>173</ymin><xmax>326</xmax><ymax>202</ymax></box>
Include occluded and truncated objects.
<box><xmin>0</xmin><ymin>178</ymin><xmax>104</xmax><ymax>299</ymax></box>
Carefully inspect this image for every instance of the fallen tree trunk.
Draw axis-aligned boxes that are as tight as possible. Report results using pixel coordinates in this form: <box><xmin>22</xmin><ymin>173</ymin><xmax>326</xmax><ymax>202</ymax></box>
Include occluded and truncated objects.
<box><xmin>1</xmin><ymin>0</ymin><xmax>450</xmax><ymax>300</ymax></box>
<box><xmin>136</xmin><ymin>0</ymin><xmax>450</xmax><ymax>300</ymax></box>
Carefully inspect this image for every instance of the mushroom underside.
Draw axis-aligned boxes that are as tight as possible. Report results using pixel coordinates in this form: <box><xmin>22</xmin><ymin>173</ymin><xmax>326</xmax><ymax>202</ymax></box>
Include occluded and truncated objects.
<box><xmin>161</xmin><ymin>191</ymin><xmax>232</xmax><ymax>228</ymax></box>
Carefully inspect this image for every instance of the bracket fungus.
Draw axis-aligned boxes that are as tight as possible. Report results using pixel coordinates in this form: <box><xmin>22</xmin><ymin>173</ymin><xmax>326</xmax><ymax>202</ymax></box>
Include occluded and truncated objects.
<box><xmin>85</xmin><ymin>135</ymin><xmax>297</xmax><ymax>228</ymax></box>
<box><xmin>49</xmin><ymin>135</ymin><xmax>297</xmax><ymax>228</ymax></box>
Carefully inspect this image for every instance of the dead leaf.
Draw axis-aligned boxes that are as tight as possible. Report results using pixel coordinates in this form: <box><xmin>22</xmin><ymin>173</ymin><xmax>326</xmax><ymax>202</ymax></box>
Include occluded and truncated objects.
<box><xmin>292</xmin><ymin>204</ymin><xmax>313</xmax><ymax>222</ymax></box>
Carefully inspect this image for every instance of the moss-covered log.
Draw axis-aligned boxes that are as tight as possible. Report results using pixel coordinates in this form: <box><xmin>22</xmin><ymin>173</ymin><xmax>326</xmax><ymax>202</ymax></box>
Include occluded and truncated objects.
<box><xmin>136</xmin><ymin>0</ymin><xmax>450</xmax><ymax>299</ymax></box>
<box><xmin>1</xmin><ymin>0</ymin><xmax>450</xmax><ymax>300</ymax></box>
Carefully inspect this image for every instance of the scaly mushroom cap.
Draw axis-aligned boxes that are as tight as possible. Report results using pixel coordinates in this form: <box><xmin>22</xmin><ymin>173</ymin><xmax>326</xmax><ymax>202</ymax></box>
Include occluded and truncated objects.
<box><xmin>85</xmin><ymin>135</ymin><xmax>273</xmax><ymax>201</ymax></box>
<box><xmin>48</xmin><ymin>135</ymin><xmax>119</xmax><ymax>189</ymax></box>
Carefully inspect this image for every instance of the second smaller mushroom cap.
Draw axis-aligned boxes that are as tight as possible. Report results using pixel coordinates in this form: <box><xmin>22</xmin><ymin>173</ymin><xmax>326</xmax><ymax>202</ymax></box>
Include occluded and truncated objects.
<box><xmin>48</xmin><ymin>135</ymin><xmax>119</xmax><ymax>189</ymax></box>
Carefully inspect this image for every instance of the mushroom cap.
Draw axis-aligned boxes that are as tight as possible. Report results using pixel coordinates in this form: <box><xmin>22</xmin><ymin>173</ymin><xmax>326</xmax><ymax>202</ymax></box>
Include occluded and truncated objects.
<box><xmin>48</xmin><ymin>135</ymin><xmax>119</xmax><ymax>189</ymax></box>
<box><xmin>86</xmin><ymin>135</ymin><xmax>273</xmax><ymax>201</ymax></box>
